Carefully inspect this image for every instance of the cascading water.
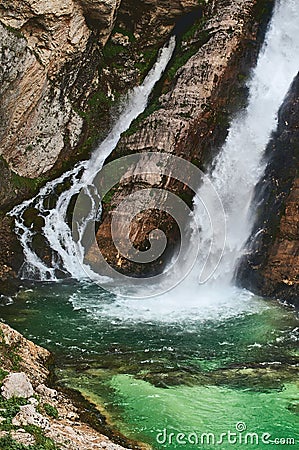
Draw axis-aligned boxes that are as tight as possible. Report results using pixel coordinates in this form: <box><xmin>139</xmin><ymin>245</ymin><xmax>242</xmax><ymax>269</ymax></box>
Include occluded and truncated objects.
<box><xmin>10</xmin><ymin>37</ymin><xmax>176</xmax><ymax>281</ymax></box>
<box><xmin>193</xmin><ymin>0</ymin><xmax>299</xmax><ymax>286</ymax></box>
<box><xmin>68</xmin><ymin>0</ymin><xmax>299</xmax><ymax>321</ymax></box>
<box><xmin>10</xmin><ymin>0</ymin><xmax>299</xmax><ymax>317</ymax></box>
<box><xmin>3</xmin><ymin>3</ymin><xmax>299</xmax><ymax>447</ymax></box>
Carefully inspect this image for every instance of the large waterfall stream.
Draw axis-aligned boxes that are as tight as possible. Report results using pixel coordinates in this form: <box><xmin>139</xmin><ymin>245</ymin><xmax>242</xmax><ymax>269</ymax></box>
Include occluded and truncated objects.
<box><xmin>2</xmin><ymin>1</ymin><xmax>299</xmax><ymax>449</ymax></box>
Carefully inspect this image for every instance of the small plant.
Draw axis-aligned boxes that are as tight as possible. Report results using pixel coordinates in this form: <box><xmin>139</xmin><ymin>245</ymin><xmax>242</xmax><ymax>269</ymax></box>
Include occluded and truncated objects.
<box><xmin>0</xmin><ymin>368</ymin><xmax>8</xmax><ymax>383</ymax></box>
<box><xmin>25</xmin><ymin>425</ymin><xmax>61</xmax><ymax>449</ymax></box>
<box><xmin>43</xmin><ymin>403</ymin><xmax>58</xmax><ymax>419</ymax></box>
<box><xmin>0</xmin><ymin>433</ymin><xmax>28</xmax><ymax>450</ymax></box>
<box><xmin>0</xmin><ymin>427</ymin><xmax>61</xmax><ymax>449</ymax></box>
<box><xmin>0</xmin><ymin>396</ymin><xmax>28</xmax><ymax>423</ymax></box>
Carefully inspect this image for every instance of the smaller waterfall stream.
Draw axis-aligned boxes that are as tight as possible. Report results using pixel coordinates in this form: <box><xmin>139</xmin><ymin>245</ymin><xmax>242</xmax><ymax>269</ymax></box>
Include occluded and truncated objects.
<box><xmin>10</xmin><ymin>38</ymin><xmax>176</xmax><ymax>281</ymax></box>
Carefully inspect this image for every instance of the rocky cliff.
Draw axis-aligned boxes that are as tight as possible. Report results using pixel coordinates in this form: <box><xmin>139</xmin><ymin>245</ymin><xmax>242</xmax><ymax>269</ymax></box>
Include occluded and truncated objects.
<box><xmin>88</xmin><ymin>0</ymin><xmax>274</xmax><ymax>276</ymax></box>
<box><xmin>0</xmin><ymin>0</ymin><xmax>201</xmax><ymax>179</ymax></box>
<box><xmin>0</xmin><ymin>322</ymin><xmax>135</xmax><ymax>449</ymax></box>
<box><xmin>237</xmin><ymin>72</ymin><xmax>299</xmax><ymax>307</ymax></box>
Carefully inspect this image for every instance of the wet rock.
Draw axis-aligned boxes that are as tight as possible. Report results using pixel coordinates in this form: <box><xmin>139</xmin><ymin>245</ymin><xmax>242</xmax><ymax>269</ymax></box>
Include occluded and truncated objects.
<box><xmin>1</xmin><ymin>372</ymin><xmax>34</xmax><ymax>399</ymax></box>
<box><xmin>90</xmin><ymin>0</ymin><xmax>274</xmax><ymax>276</ymax></box>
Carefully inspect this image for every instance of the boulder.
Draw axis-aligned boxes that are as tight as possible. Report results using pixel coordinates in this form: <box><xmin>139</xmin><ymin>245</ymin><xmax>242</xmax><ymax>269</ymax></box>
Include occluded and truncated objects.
<box><xmin>12</xmin><ymin>404</ymin><xmax>50</xmax><ymax>430</ymax></box>
<box><xmin>1</xmin><ymin>372</ymin><xmax>34</xmax><ymax>399</ymax></box>
<box><xmin>36</xmin><ymin>384</ymin><xmax>58</xmax><ymax>399</ymax></box>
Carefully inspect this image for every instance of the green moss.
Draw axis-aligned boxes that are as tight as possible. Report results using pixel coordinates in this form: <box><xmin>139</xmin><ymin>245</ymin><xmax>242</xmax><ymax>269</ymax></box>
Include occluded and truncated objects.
<box><xmin>102</xmin><ymin>43</ymin><xmax>129</xmax><ymax>60</ymax></box>
<box><xmin>135</xmin><ymin>48</ymin><xmax>159</xmax><ymax>79</ymax></box>
<box><xmin>113</xmin><ymin>27</ymin><xmax>136</xmax><ymax>43</ymax></box>
<box><xmin>0</xmin><ymin>368</ymin><xmax>8</xmax><ymax>384</ymax></box>
<box><xmin>122</xmin><ymin>98</ymin><xmax>162</xmax><ymax>138</ymax></box>
<box><xmin>10</xmin><ymin>172</ymin><xmax>47</xmax><ymax>192</ymax></box>
<box><xmin>25</xmin><ymin>425</ymin><xmax>60</xmax><ymax>449</ymax></box>
<box><xmin>43</xmin><ymin>404</ymin><xmax>58</xmax><ymax>419</ymax></box>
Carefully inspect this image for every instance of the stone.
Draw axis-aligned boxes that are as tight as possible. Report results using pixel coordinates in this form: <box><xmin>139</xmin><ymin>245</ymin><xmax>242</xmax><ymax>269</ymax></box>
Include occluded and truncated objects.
<box><xmin>29</xmin><ymin>397</ymin><xmax>39</xmax><ymax>406</ymax></box>
<box><xmin>36</xmin><ymin>384</ymin><xmax>58</xmax><ymax>399</ymax></box>
<box><xmin>111</xmin><ymin>32</ymin><xmax>130</xmax><ymax>47</ymax></box>
<box><xmin>12</xmin><ymin>404</ymin><xmax>50</xmax><ymax>430</ymax></box>
<box><xmin>1</xmin><ymin>372</ymin><xmax>34</xmax><ymax>399</ymax></box>
<box><xmin>67</xmin><ymin>411</ymin><xmax>79</xmax><ymax>420</ymax></box>
<box><xmin>11</xmin><ymin>429</ymin><xmax>36</xmax><ymax>445</ymax></box>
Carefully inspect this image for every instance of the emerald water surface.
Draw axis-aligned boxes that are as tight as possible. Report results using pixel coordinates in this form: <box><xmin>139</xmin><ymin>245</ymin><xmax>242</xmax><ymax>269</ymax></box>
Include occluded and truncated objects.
<box><xmin>1</xmin><ymin>282</ymin><xmax>298</xmax><ymax>449</ymax></box>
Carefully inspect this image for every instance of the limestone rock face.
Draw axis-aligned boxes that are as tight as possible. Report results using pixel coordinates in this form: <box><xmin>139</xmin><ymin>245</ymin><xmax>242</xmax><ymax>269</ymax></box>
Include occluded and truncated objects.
<box><xmin>0</xmin><ymin>0</ymin><xmax>201</xmax><ymax>179</ymax></box>
<box><xmin>116</xmin><ymin>0</ymin><xmax>200</xmax><ymax>45</ymax></box>
<box><xmin>79</xmin><ymin>0</ymin><xmax>122</xmax><ymax>38</ymax></box>
<box><xmin>237</xmin><ymin>73</ymin><xmax>299</xmax><ymax>306</ymax></box>
<box><xmin>0</xmin><ymin>0</ymin><xmax>92</xmax><ymax>177</ymax></box>
<box><xmin>1</xmin><ymin>372</ymin><xmax>34</xmax><ymax>399</ymax></box>
<box><xmin>0</xmin><ymin>0</ymin><xmax>205</xmax><ymax>291</ymax></box>
<box><xmin>119</xmin><ymin>0</ymin><xmax>264</xmax><ymax>159</ymax></box>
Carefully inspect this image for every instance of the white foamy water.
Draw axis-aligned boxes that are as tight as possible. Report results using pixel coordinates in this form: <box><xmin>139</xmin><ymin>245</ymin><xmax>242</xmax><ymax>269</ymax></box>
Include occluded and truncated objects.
<box><xmin>194</xmin><ymin>0</ymin><xmax>299</xmax><ymax>285</ymax></box>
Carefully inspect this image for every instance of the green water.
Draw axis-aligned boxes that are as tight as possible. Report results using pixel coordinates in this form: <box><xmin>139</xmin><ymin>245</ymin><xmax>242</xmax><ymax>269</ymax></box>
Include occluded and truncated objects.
<box><xmin>0</xmin><ymin>282</ymin><xmax>298</xmax><ymax>449</ymax></box>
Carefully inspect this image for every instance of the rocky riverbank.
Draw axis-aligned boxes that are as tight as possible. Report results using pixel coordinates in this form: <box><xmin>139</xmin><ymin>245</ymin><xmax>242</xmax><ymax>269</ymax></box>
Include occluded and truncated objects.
<box><xmin>0</xmin><ymin>321</ymin><xmax>139</xmax><ymax>449</ymax></box>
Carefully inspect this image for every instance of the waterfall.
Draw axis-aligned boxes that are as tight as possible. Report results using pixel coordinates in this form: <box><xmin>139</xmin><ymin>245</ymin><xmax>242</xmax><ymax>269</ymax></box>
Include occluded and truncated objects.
<box><xmin>10</xmin><ymin>37</ymin><xmax>176</xmax><ymax>281</ymax></box>
<box><xmin>10</xmin><ymin>0</ymin><xmax>299</xmax><ymax>306</ymax></box>
<box><xmin>108</xmin><ymin>0</ymin><xmax>299</xmax><ymax>314</ymax></box>
<box><xmin>193</xmin><ymin>0</ymin><xmax>299</xmax><ymax>286</ymax></box>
